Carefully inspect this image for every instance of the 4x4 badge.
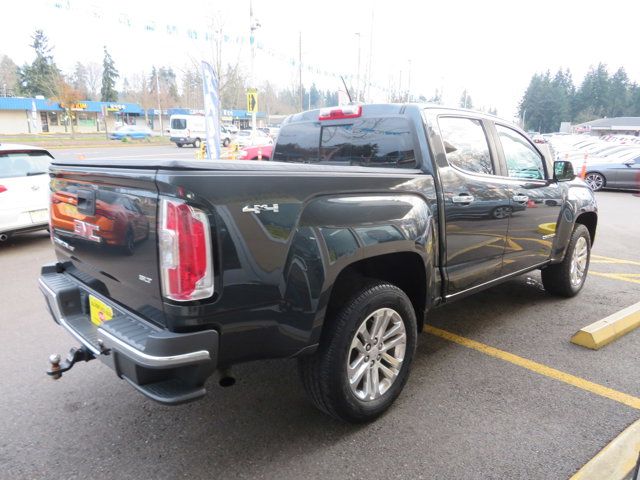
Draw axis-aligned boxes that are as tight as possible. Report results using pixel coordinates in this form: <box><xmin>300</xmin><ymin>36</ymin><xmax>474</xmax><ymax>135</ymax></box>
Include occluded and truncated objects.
<box><xmin>242</xmin><ymin>204</ymin><xmax>279</xmax><ymax>214</ymax></box>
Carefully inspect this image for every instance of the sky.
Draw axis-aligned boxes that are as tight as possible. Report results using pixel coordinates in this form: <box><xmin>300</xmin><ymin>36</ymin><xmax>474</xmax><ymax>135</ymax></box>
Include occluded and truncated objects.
<box><xmin>2</xmin><ymin>0</ymin><xmax>640</xmax><ymax>120</ymax></box>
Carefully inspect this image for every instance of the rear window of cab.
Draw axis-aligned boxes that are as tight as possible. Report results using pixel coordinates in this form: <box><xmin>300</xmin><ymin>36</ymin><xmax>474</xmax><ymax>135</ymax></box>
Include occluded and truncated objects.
<box><xmin>273</xmin><ymin>117</ymin><xmax>416</xmax><ymax>168</ymax></box>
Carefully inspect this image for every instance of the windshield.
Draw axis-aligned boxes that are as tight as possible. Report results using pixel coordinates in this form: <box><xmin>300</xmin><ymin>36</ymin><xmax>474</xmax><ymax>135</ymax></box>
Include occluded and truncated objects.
<box><xmin>0</xmin><ymin>151</ymin><xmax>52</xmax><ymax>178</ymax></box>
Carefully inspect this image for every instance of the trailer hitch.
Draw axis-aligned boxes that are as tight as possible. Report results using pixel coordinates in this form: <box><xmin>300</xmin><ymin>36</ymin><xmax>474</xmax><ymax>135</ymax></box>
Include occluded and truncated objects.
<box><xmin>47</xmin><ymin>346</ymin><xmax>96</xmax><ymax>380</ymax></box>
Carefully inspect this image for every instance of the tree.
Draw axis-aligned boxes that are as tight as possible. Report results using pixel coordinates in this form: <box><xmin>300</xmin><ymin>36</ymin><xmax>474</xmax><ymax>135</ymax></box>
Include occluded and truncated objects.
<box><xmin>100</xmin><ymin>46</ymin><xmax>119</xmax><ymax>102</ymax></box>
<box><xmin>17</xmin><ymin>30</ymin><xmax>60</xmax><ymax>97</ymax></box>
<box><xmin>71</xmin><ymin>62</ymin><xmax>89</xmax><ymax>99</ymax></box>
<box><xmin>85</xmin><ymin>62</ymin><xmax>102</xmax><ymax>101</ymax></box>
<box><xmin>574</xmin><ymin>63</ymin><xmax>609</xmax><ymax>120</ymax></box>
<box><xmin>608</xmin><ymin>67</ymin><xmax>629</xmax><ymax>117</ymax></box>
<box><xmin>427</xmin><ymin>89</ymin><xmax>442</xmax><ymax>105</ymax></box>
<box><xmin>0</xmin><ymin>54</ymin><xmax>19</xmax><ymax>96</ymax></box>
<box><xmin>51</xmin><ymin>72</ymin><xmax>83</xmax><ymax>138</ymax></box>
<box><xmin>459</xmin><ymin>89</ymin><xmax>473</xmax><ymax>109</ymax></box>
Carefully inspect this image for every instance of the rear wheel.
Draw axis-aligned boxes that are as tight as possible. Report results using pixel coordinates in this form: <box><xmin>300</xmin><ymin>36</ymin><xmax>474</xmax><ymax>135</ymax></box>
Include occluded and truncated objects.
<box><xmin>585</xmin><ymin>172</ymin><xmax>605</xmax><ymax>191</ymax></box>
<box><xmin>298</xmin><ymin>281</ymin><xmax>417</xmax><ymax>423</ymax></box>
<box><xmin>176</xmin><ymin>143</ymin><xmax>184</xmax><ymax>148</ymax></box>
<box><xmin>193</xmin><ymin>138</ymin><xmax>201</xmax><ymax>148</ymax></box>
<box><xmin>223</xmin><ymin>138</ymin><xmax>230</xmax><ymax>147</ymax></box>
<box><xmin>542</xmin><ymin>224</ymin><xmax>591</xmax><ymax>297</ymax></box>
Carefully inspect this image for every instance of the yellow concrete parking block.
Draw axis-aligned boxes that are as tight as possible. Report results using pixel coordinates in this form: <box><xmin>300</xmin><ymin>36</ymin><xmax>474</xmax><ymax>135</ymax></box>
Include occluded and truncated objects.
<box><xmin>571</xmin><ymin>301</ymin><xmax>640</xmax><ymax>350</ymax></box>
<box><xmin>570</xmin><ymin>418</ymin><xmax>640</xmax><ymax>480</ymax></box>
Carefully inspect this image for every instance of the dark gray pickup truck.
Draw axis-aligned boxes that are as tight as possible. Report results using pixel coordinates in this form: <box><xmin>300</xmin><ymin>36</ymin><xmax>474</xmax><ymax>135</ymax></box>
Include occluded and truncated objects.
<box><xmin>40</xmin><ymin>104</ymin><xmax>597</xmax><ymax>422</ymax></box>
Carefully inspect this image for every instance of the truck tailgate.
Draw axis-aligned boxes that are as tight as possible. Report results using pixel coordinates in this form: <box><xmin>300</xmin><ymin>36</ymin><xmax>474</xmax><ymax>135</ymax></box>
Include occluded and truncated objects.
<box><xmin>49</xmin><ymin>166</ymin><xmax>165</xmax><ymax>326</ymax></box>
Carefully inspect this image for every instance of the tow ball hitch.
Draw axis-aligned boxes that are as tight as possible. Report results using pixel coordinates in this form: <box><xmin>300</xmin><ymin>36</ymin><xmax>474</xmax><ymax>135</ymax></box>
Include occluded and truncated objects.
<box><xmin>47</xmin><ymin>346</ymin><xmax>96</xmax><ymax>380</ymax></box>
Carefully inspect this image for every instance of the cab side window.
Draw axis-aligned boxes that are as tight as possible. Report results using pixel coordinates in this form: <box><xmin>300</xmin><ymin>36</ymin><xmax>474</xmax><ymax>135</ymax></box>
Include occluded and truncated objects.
<box><xmin>438</xmin><ymin>117</ymin><xmax>494</xmax><ymax>175</ymax></box>
<box><xmin>496</xmin><ymin>125</ymin><xmax>546</xmax><ymax>180</ymax></box>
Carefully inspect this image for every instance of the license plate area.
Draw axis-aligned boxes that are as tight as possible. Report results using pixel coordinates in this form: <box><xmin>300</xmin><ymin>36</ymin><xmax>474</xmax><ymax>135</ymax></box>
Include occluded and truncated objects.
<box><xmin>89</xmin><ymin>294</ymin><xmax>114</xmax><ymax>326</ymax></box>
<box><xmin>29</xmin><ymin>209</ymin><xmax>48</xmax><ymax>223</ymax></box>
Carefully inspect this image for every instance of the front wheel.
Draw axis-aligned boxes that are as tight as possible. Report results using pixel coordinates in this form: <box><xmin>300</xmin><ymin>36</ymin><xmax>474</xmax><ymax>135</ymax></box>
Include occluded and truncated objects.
<box><xmin>298</xmin><ymin>281</ymin><xmax>417</xmax><ymax>423</ymax></box>
<box><xmin>585</xmin><ymin>172</ymin><xmax>605</xmax><ymax>191</ymax></box>
<box><xmin>223</xmin><ymin>138</ymin><xmax>230</xmax><ymax>147</ymax></box>
<box><xmin>541</xmin><ymin>224</ymin><xmax>591</xmax><ymax>297</ymax></box>
<box><xmin>176</xmin><ymin>143</ymin><xmax>184</xmax><ymax>148</ymax></box>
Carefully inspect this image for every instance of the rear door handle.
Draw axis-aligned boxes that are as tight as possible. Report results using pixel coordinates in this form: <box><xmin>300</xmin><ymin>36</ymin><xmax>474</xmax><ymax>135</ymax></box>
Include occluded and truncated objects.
<box><xmin>512</xmin><ymin>194</ymin><xmax>529</xmax><ymax>203</ymax></box>
<box><xmin>452</xmin><ymin>194</ymin><xmax>475</xmax><ymax>204</ymax></box>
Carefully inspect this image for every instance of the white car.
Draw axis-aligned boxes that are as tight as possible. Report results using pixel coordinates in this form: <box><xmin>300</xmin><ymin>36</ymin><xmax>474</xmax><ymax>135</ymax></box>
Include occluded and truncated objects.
<box><xmin>234</xmin><ymin>129</ymin><xmax>274</xmax><ymax>148</ymax></box>
<box><xmin>0</xmin><ymin>144</ymin><xmax>53</xmax><ymax>241</ymax></box>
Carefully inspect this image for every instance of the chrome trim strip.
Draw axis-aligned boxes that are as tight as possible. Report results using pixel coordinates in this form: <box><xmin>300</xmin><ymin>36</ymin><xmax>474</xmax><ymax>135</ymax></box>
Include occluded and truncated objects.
<box><xmin>97</xmin><ymin>328</ymin><xmax>210</xmax><ymax>367</ymax></box>
<box><xmin>445</xmin><ymin>261</ymin><xmax>550</xmax><ymax>301</ymax></box>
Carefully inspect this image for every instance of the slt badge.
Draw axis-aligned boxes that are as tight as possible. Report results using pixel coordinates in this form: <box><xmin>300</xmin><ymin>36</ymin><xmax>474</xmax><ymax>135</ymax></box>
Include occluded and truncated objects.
<box><xmin>242</xmin><ymin>204</ymin><xmax>279</xmax><ymax>214</ymax></box>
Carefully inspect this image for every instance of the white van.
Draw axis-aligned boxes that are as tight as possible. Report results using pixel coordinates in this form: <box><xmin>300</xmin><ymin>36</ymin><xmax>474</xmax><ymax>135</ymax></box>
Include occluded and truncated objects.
<box><xmin>0</xmin><ymin>144</ymin><xmax>53</xmax><ymax>241</ymax></box>
<box><xmin>169</xmin><ymin>114</ymin><xmax>235</xmax><ymax>148</ymax></box>
<box><xmin>169</xmin><ymin>114</ymin><xmax>207</xmax><ymax>148</ymax></box>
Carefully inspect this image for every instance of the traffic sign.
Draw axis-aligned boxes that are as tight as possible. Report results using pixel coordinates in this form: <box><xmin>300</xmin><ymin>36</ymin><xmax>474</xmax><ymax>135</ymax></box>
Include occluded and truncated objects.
<box><xmin>247</xmin><ymin>91</ymin><xmax>258</xmax><ymax>113</ymax></box>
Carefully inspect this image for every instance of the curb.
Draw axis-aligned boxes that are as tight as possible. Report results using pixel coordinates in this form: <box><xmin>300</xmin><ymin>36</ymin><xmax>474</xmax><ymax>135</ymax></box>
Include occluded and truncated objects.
<box><xmin>570</xmin><ymin>419</ymin><xmax>640</xmax><ymax>480</ymax></box>
<box><xmin>571</xmin><ymin>301</ymin><xmax>640</xmax><ymax>350</ymax></box>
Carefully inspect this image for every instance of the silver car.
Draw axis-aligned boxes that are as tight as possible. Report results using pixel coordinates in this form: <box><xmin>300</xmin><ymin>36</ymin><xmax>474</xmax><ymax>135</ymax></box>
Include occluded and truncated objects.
<box><xmin>584</xmin><ymin>154</ymin><xmax>640</xmax><ymax>191</ymax></box>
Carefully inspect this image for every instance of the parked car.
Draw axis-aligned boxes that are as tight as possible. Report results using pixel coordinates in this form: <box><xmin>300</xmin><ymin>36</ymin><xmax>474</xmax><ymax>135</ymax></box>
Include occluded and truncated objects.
<box><xmin>0</xmin><ymin>144</ymin><xmax>53</xmax><ymax>241</ymax></box>
<box><xmin>109</xmin><ymin>125</ymin><xmax>153</xmax><ymax>140</ymax></box>
<box><xmin>234</xmin><ymin>129</ymin><xmax>274</xmax><ymax>147</ymax></box>
<box><xmin>40</xmin><ymin>104</ymin><xmax>597</xmax><ymax>423</ymax></box>
<box><xmin>237</xmin><ymin>144</ymin><xmax>273</xmax><ymax>160</ymax></box>
<box><xmin>584</xmin><ymin>155</ymin><xmax>640</xmax><ymax>191</ymax></box>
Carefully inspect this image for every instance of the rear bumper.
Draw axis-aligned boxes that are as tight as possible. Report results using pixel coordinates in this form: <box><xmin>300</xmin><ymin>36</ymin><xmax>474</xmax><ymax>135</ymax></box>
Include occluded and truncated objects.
<box><xmin>39</xmin><ymin>263</ymin><xmax>219</xmax><ymax>404</ymax></box>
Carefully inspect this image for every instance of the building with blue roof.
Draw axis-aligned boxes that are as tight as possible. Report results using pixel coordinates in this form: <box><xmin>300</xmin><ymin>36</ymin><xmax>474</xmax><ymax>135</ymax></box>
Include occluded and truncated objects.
<box><xmin>0</xmin><ymin>96</ymin><xmax>144</xmax><ymax>134</ymax></box>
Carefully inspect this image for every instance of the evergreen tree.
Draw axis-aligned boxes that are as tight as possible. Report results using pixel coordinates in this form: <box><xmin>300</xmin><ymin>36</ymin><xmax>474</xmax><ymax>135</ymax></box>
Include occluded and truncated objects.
<box><xmin>459</xmin><ymin>89</ymin><xmax>473</xmax><ymax>109</ymax></box>
<box><xmin>608</xmin><ymin>67</ymin><xmax>629</xmax><ymax>117</ymax></box>
<box><xmin>574</xmin><ymin>63</ymin><xmax>609</xmax><ymax>121</ymax></box>
<box><xmin>100</xmin><ymin>46</ymin><xmax>119</xmax><ymax>102</ymax></box>
<box><xmin>17</xmin><ymin>30</ymin><xmax>60</xmax><ymax>97</ymax></box>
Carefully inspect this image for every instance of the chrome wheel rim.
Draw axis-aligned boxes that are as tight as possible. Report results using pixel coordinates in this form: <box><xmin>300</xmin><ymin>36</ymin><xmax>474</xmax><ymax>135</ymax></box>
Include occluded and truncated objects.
<box><xmin>585</xmin><ymin>173</ymin><xmax>604</xmax><ymax>191</ymax></box>
<box><xmin>346</xmin><ymin>308</ymin><xmax>406</xmax><ymax>401</ymax></box>
<box><xmin>570</xmin><ymin>236</ymin><xmax>588</xmax><ymax>286</ymax></box>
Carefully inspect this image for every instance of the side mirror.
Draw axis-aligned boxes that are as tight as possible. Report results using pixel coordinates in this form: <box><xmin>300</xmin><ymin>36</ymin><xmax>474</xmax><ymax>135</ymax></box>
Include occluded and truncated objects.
<box><xmin>553</xmin><ymin>160</ymin><xmax>575</xmax><ymax>182</ymax></box>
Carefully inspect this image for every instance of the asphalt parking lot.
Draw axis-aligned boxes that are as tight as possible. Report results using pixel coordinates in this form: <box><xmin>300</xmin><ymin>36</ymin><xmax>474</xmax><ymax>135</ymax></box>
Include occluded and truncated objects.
<box><xmin>1</xmin><ymin>148</ymin><xmax>638</xmax><ymax>479</ymax></box>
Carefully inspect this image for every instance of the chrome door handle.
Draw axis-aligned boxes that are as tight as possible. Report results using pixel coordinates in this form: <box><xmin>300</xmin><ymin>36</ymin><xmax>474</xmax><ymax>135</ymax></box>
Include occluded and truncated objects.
<box><xmin>512</xmin><ymin>195</ymin><xmax>529</xmax><ymax>203</ymax></box>
<box><xmin>452</xmin><ymin>195</ymin><xmax>475</xmax><ymax>204</ymax></box>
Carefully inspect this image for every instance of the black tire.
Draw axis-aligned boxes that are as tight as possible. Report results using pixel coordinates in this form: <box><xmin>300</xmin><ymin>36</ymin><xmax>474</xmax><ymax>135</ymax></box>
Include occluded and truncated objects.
<box><xmin>541</xmin><ymin>224</ymin><xmax>591</xmax><ymax>297</ymax></box>
<box><xmin>491</xmin><ymin>206</ymin><xmax>512</xmax><ymax>219</ymax></box>
<box><xmin>193</xmin><ymin>138</ymin><xmax>201</xmax><ymax>148</ymax></box>
<box><xmin>298</xmin><ymin>281</ymin><xmax>417</xmax><ymax>423</ymax></box>
<box><xmin>585</xmin><ymin>172</ymin><xmax>606</xmax><ymax>191</ymax></box>
<box><xmin>122</xmin><ymin>229</ymin><xmax>135</xmax><ymax>256</ymax></box>
<box><xmin>223</xmin><ymin>138</ymin><xmax>230</xmax><ymax>147</ymax></box>
<box><xmin>176</xmin><ymin>143</ymin><xmax>184</xmax><ymax>148</ymax></box>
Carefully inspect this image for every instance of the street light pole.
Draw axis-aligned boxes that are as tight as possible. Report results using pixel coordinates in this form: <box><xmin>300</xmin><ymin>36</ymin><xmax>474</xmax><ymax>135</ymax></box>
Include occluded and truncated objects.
<box><xmin>155</xmin><ymin>68</ymin><xmax>164</xmax><ymax>135</ymax></box>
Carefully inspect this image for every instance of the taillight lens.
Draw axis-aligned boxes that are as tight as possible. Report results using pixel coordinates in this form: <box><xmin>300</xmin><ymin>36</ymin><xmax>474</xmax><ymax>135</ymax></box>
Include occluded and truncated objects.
<box><xmin>0</xmin><ymin>185</ymin><xmax>6</xmax><ymax>193</ymax></box>
<box><xmin>159</xmin><ymin>197</ymin><xmax>213</xmax><ymax>301</ymax></box>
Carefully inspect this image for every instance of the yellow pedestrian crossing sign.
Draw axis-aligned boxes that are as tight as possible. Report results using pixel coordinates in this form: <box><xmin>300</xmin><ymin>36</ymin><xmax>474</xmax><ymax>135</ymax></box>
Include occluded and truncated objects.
<box><xmin>247</xmin><ymin>90</ymin><xmax>258</xmax><ymax>113</ymax></box>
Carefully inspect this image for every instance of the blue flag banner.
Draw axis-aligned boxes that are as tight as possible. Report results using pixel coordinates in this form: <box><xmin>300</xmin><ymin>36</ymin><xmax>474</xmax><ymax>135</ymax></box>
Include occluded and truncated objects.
<box><xmin>201</xmin><ymin>61</ymin><xmax>221</xmax><ymax>160</ymax></box>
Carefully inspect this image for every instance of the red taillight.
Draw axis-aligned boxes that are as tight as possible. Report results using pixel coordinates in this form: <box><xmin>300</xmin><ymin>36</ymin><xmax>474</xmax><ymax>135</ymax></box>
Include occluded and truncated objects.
<box><xmin>159</xmin><ymin>197</ymin><xmax>213</xmax><ymax>301</ymax></box>
<box><xmin>318</xmin><ymin>105</ymin><xmax>362</xmax><ymax>121</ymax></box>
<box><xmin>0</xmin><ymin>185</ymin><xmax>6</xmax><ymax>193</ymax></box>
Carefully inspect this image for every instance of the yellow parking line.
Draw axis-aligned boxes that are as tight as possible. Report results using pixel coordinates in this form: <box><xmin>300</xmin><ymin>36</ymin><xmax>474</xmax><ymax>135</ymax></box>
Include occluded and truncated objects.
<box><xmin>592</xmin><ymin>255</ymin><xmax>640</xmax><ymax>267</ymax></box>
<box><xmin>424</xmin><ymin>325</ymin><xmax>640</xmax><ymax>410</ymax></box>
<box><xmin>590</xmin><ymin>271</ymin><xmax>640</xmax><ymax>285</ymax></box>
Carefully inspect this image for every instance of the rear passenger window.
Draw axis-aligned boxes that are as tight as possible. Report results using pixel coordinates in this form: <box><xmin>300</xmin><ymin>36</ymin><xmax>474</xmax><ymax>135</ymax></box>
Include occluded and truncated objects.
<box><xmin>496</xmin><ymin>125</ymin><xmax>546</xmax><ymax>180</ymax></box>
<box><xmin>438</xmin><ymin>117</ymin><xmax>493</xmax><ymax>175</ymax></box>
<box><xmin>272</xmin><ymin>122</ymin><xmax>319</xmax><ymax>163</ymax></box>
<box><xmin>273</xmin><ymin>117</ymin><xmax>416</xmax><ymax>168</ymax></box>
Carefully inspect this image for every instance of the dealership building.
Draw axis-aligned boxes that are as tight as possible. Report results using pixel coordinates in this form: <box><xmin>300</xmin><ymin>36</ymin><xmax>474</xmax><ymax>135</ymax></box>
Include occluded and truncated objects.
<box><xmin>573</xmin><ymin>116</ymin><xmax>640</xmax><ymax>136</ymax></box>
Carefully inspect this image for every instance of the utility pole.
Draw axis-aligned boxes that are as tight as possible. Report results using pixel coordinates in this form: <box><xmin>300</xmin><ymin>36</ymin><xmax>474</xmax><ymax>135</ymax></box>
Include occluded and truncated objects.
<box><xmin>299</xmin><ymin>31</ymin><xmax>303</xmax><ymax>111</ymax></box>
<box><xmin>155</xmin><ymin>68</ymin><xmax>164</xmax><ymax>135</ymax></box>
<box><xmin>366</xmin><ymin>7</ymin><xmax>374</xmax><ymax>102</ymax></box>
<box><xmin>249</xmin><ymin>0</ymin><xmax>259</xmax><ymax>132</ymax></box>
<box><xmin>355</xmin><ymin>32</ymin><xmax>361</xmax><ymax>102</ymax></box>
<box><xmin>407</xmin><ymin>59</ymin><xmax>411</xmax><ymax>102</ymax></box>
